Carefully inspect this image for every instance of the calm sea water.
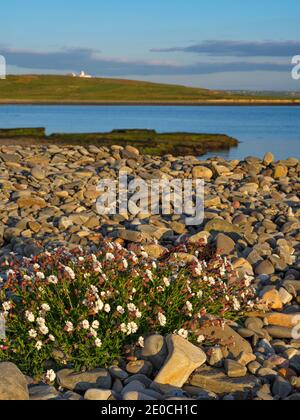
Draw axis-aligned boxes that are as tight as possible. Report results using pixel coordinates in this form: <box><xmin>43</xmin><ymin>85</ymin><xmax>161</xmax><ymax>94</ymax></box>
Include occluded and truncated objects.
<box><xmin>0</xmin><ymin>105</ymin><xmax>299</xmax><ymax>160</ymax></box>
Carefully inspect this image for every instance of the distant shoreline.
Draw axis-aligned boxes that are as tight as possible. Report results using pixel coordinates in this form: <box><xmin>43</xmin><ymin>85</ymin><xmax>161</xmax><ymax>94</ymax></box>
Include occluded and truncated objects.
<box><xmin>0</xmin><ymin>100</ymin><xmax>300</xmax><ymax>106</ymax></box>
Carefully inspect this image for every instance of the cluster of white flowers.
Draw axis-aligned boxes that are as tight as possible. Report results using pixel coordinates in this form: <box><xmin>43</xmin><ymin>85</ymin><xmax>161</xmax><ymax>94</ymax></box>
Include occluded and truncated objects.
<box><xmin>197</xmin><ymin>335</ymin><xmax>205</xmax><ymax>344</ymax></box>
<box><xmin>186</xmin><ymin>301</ymin><xmax>193</xmax><ymax>313</ymax></box>
<box><xmin>158</xmin><ymin>312</ymin><xmax>167</xmax><ymax>327</ymax></box>
<box><xmin>47</xmin><ymin>275</ymin><xmax>58</xmax><ymax>285</ymax></box>
<box><xmin>138</xmin><ymin>336</ymin><xmax>145</xmax><ymax>348</ymax></box>
<box><xmin>120</xmin><ymin>322</ymin><xmax>138</xmax><ymax>335</ymax></box>
<box><xmin>145</xmin><ymin>269</ymin><xmax>153</xmax><ymax>280</ymax></box>
<box><xmin>127</xmin><ymin>303</ymin><xmax>142</xmax><ymax>318</ymax></box>
<box><xmin>163</xmin><ymin>277</ymin><xmax>170</xmax><ymax>287</ymax></box>
<box><xmin>64</xmin><ymin>266</ymin><xmax>75</xmax><ymax>280</ymax></box>
<box><xmin>93</xmin><ymin>260</ymin><xmax>103</xmax><ymax>273</ymax></box>
<box><xmin>117</xmin><ymin>306</ymin><xmax>125</xmax><ymax>315</ymax></box>
<box><xmin>2</xmin><ymin>301</ymin><xmax>12</xmax><ymax>313</ymax></box>
<box><xmin>65</xmin><ymin>321</ymin><xmax>74</xmax><ymax>333</ymax></box>
<box><xmin>95</xmin><ymin>338</ymin><xmax>102</xmax><ymax>348</ymax></box>
<box><xmin>25</xmin><ymin>311</ymin><xmax>35</xmax><ymax>323</ymax></box>
<box><xmin>106</xmin><ymin>253</ymin><xmax>115</xmax><ymax>262</ymax></box>
<box><xmin>45</xmin><ymin>369</ymin><xmax>56</xmax><ymax>383</ymax></box>
<box><xmin>177</xmin><ymin>329</ymin><xmax>189</xmax><ymax>339</ymax></box>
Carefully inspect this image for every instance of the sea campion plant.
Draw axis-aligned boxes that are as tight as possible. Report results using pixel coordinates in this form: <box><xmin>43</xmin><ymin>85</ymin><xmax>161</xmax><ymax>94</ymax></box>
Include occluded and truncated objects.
<box><xmin>0</xmin><ymin>240</ymin><xmax>256</xmax><ymax>376</ymax></box>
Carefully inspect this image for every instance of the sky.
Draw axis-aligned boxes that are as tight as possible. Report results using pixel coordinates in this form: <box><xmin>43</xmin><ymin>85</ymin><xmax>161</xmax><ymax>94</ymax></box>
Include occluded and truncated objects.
<box><xmin>1</xmin><ymin>0</ymin><xmax>300</xmax><ymax>90</ymax></box>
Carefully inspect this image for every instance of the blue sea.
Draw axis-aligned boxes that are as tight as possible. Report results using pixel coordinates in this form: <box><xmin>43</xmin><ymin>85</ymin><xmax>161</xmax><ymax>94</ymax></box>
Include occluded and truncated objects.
<box><xmin>0</xmin><ymin>105</ymin><xmax>299</xmax><ymax>160</ymax></box>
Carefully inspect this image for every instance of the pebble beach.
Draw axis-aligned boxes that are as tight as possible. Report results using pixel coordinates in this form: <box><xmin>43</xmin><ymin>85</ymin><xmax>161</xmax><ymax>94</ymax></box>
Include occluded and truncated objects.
<box><xmin>0</xmin><ymin>143</ymin><xmax>299</xmax><ymax>401</ymax></box>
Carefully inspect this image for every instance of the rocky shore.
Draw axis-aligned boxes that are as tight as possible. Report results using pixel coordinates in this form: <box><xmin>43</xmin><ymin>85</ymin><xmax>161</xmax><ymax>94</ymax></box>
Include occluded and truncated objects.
<box><xmin>0</xmin><ymin>144</ymin><xmax>299</xmax><ymax>400</ymax></box>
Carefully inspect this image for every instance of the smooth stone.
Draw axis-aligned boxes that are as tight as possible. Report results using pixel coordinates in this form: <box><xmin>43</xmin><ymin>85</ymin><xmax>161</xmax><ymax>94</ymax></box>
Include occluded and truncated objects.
<box><xmin>189</xmin><ymin>366</ymin><xmax>259</xmax><ymax>395</ymax></box>
<box><xmin>272</xmin><ymin>377</ymin><xmax>293</xmax><ymax>399</ymax></box>
<box><xmin>224</xmin><ymin>360</ymin><xmax>247</xmax><ymax>378</ymax></box>
<box><xmin>0</xmin><ymin>362</ymin><xmax>29</xmax><ymax>400</ymax></box>
<box><xmin>216</xmin><ymin>233</ymin><xmax>235</xmax><ymax>255</ymax></box>
<box><xmin>123</xmin><ymin>391</ymin><xmax>157</xmax><ymax>401</ymax></box>
<box><xmin>192</xmin><ymin>166</ymin><xmax>213</xmax><ymax>180</ymax></box>
<box><xmin>29</xmin><ymin>385</ymin><xmax>60</xmax><ymax>401</ymax></box>
<box><xmin>261</xmin><ymin>289</ymin><xmax>283</xmax><ymax>310</ymax></box>
<box><xmin>197</xmin><ymin>323</ymin><xmax>253</xmax><ymax>358</ymax></box>
<box><xmin>255</xmin><ymin>260</ymin><xmax>275</xmax><ymax>276</ymax></box>
<box><xmin>126</xmin><ymin>360</ymin><xmax>153</xmax><ymax>377</ymax></box>
<box><xmin>109</xmin><ymin>366</ymin><xmax>129</xmax><ymax>381</ymax></box>
<box><xmin>31</xmin><ymin>166</ymin><xmax>47</xmax><ymax>181</ymax></box>
<box><xmin>141</xmin><ymin>334</ymin><xmax>168</xmax><ymax>370</ymax></box>
<box><xmin>153</xmin><ymin>334</ymin><xmax>206</xmax><ymax>391</ymax></box>
<box><xmin>84</xmin><ymin>389</ymin><xmax>112</xmax><ymax>401</ymax></box>
<box><xmin>57</xmin><ymin>368</ymin><xmax>112</xmax><ymax>392</ymax></box>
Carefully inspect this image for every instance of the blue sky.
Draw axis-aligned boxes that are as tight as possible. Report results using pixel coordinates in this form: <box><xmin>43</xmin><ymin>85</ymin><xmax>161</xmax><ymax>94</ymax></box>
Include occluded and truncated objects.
<box><xmin>1</xmin><ymin>0</ymin><xmax>300</xmax><ymax>89</ymax></box>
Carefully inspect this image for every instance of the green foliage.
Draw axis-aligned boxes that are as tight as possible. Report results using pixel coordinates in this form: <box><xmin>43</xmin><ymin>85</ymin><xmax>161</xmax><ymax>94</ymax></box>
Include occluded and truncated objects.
<box><xmin>0</xmin><ymin>241</ymin><xmax>256</xmax><ymax>377</ymax></box>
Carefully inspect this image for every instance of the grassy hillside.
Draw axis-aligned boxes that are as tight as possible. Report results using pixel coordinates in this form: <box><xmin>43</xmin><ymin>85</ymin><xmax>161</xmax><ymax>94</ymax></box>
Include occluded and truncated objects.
<box><xmin>0</xmin><ymin>75</ymin><xmax>299</xmax><ymax>104</ymax></box>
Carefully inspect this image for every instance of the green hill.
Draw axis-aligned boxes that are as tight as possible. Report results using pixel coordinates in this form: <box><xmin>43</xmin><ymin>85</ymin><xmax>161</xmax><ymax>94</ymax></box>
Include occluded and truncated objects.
<box><xmin>0</xmin><ymin>75</ymin><xmax>299</xmax><ymax>104</ymax></box>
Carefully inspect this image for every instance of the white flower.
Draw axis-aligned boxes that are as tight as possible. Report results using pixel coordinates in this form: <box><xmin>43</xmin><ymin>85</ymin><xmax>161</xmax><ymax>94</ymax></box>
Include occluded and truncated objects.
<box><xmin>141</xmin><ymin>252</ymin><xmax>148</xmax><ymax>259</ymax></box>
<box><xmin>104</xmin><ymin>304</ymin><xmax>111</xmax><ymax>313</ymax></box>
<box><xmin>33</xmin><ymin>264</ymin><xmax>40</xmax><ymax>270</ymax></box>
<box><xmin>36</xmin><ymin>272</ymin><xmax>45</xmax><ymax>280</ymax></box>
<box><xmin>233</xmin><ymin>297</ymin><xmax>241</xmax><ymax>311</ymax></box>
<box><xmin>35</xmin><ymin>341</ymin><xmax>43</xmax><ymax>351</ymax></box>
<box><xmin>29</xmin><ymin>329</ymin><xmax>38</xmax><ymax>338</ymax></box>
<box><xmin>45</xmin><ymin>370</ymin><xmax>56</xmax><ymax>383</ymax></box>
<box><xmin>25</xmin><ymin>311</ymin><xmax>35</xmax><ymax>323</ymax></box>
<box><xmin>93</xmin><ymin>261</ymin><xmax>102</xmax><ymax>273</ymax></box>
<box><xmin>138</xmin><ymin>336</ymin><xmax>145</xmax><ymax>348</ymax></box>
<box><xmin>65</xmin><ymin>321</ymin><xmax>74</xmax><ymax>333</ymax></box>
<box><xmin>90</xmin><ymin>285</ymin><xmax>99</xmax><ymax>294</ymax></box>
<box><xmin>122</xmin><ymin>259</ymin><xmax>129</xmax><ymax>269</ymax></box>
<box><xmin>120</xmin><ymin>323</ymin><xmax>128</xmax><ymax>334</ymax></box>
<box><xmin>197</xmin><ymin>291</ymin><xmax>203</xmax><ymax>299</ymax></box>
<box><xmin>64</xmin><ymin>266</ymin><xmax>75</xmax><ymax>280</ymax></box>
<box><xmin>82</xmin><ymin>320</ymin><xmax>90</xmax><ymax>330</ymax></box>
<box><xmin>127</xmin><ymin>322</ymin><xmax>138</xmax><ymax>335</ymax></box>
<box><xmin>135</xmin><ymin>310</ymin><xmax>142</xmax><ymax>319</ymax></box>
<box><xmin>92</xmin><ymin>320</ymin><xmax>100</xmax><ymax>330</ymax></box>
<box><xmin>120</xmin><ymin>322</ymin><xmax>138</xmax><ymax>335</ymax></box>
<box><xmin>2</xmin><ymin>302</ymin><xmax>12</xmax><ymax>312</ymax></box>
<box><xmin>7</xmin><ymin>269</ymin><xmax>15</xmax><ymax>277</ymax></box>
<box><xmin>37</xmin><ymin>317</ymin><xmax>46</xmax><ymax>327</ymax></box>
<box><xmin>95</xmin><ymin>299</ymin><xmax>104</xmax><ymax>313</ymax></box>
<box><xmin>178</xmin><ymin>329</ymin><xmax>189</xmax><ymax>339</ymax></box>
<box><xmin>158</xmin><ymin>313</ymin><xmax>167</xmax><ymax>327</ymax></box>
<box><xmin>41</xmin><ymin>304</ymin><xmax>51</xmax><ymax>312</ymax></box>
<box><xmin>95</xmin><ymin>338</ymin><xmax>102</xmax><ymax>348</ymax></box>
<box><xmin>49</xmin><ymin>335</ymin><xmax>55</xmax><ymax>342</ymax></box>
<box><xmin>39</xmin><ymin>325</ymin><xmax>49</xmax><ymax>335</ymax></box>
<box><xmin>90</xmin><ymin>328</ymin><xmax>98</xmax><ymax>338</ymax></box>
<box><xmin>163</xmin><ymin>277</ymin><xmax>170</xmax><ymax>287</ymax></box>
<box><xmin>186</xmin><ymin>301</ymin><xmax>193</xmax><ymax>312</ymax></box>
<box><xmin>197</xmin><ymin>335</ymin><xmax>205</xmax><ymax>344</ymax></box>
<box><xmin>127</xmin><ymin>303</ymin><xmax>137</xmax><ymax>312</ymax></box>
<box><xmin>117</xmin><ymin>306</ymin><xmax>125</xmax><ymax>315</ymax></box>
<box><xmin>145</xmin><ymin>270</ymin><xmax>153</xmax><ymax>280</ymax></box>
<box><xmin>106</xmin><ymin>253</ymin><xmax>115</xmax><ymax>262</ymax></box>
<box><xmin>48</xmin><ymin>275</ymin><xmax>58</xmax><ymax>284</ymax></box>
